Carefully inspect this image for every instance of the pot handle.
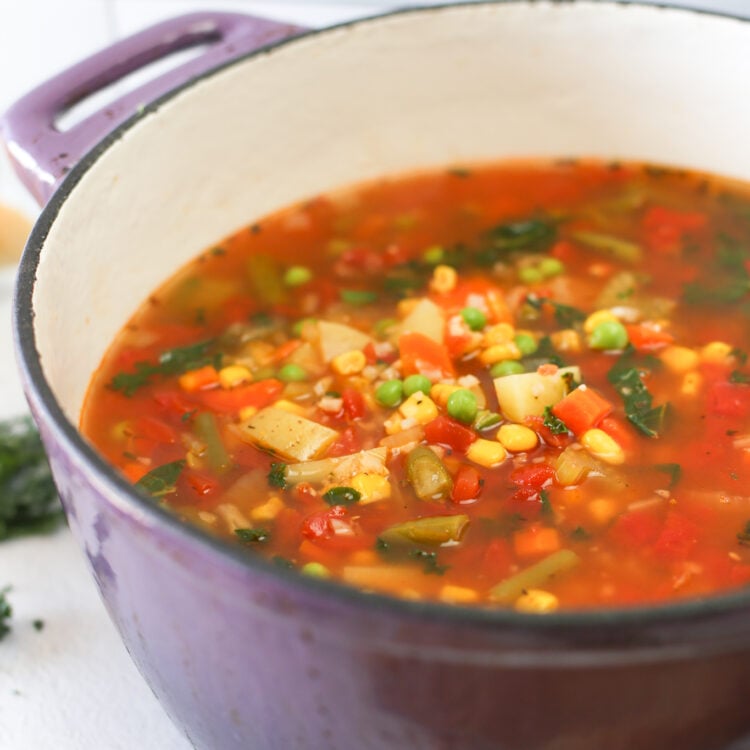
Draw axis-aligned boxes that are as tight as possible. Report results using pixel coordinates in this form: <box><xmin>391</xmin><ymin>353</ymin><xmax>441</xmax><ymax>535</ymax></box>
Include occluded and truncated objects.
<box><xmin>0</xmin><ymin>12</ymin><xmax>306</xmax><ymax>206</ymax></box>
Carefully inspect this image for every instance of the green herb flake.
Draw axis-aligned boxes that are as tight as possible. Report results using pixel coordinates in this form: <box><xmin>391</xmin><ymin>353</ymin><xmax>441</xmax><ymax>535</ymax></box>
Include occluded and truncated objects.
<box><xmin>340</xmin><ymin>289</ymin><xmax>379</xmax><ymax>306</ymax></box>
<box><xmin>525</xmin><ymin>294</ymin><xmax>586</xmax><ymax>329</ymax></box>
<box><xmin>543</xmin><ymin>406</ymin><xmax>569</xmax><ymax>435</ymax></box>
<box><xmin>267</xmin><ymin>463</ymin><xmax>288</xmax><ymax>489</ymax></box>
<box><xmin>570</xmin><ymin>526</ymin><xmax>592</xmax><ymax>541</ymax></box>
<box><xmin>272</xmin><ymin>556</ymin><xmax>295</xmax><ymax>570</ymax></box>
<box><xmin>729</xmin><ymin>370</ymin><xmax>750</xmax><ymax>385</ymax></box>
<box><xmin>322</xmin><ymin>486</ymin><xmax>361</xmax><ymax>506</ymax></box>
<box><xmin>235</xmin><ymin>527</ymin><xmax>271</xmax><ymax>544</ymax></box>
<box><xmin>737</xmin><ymin>521</ymin><xmax>750</xmax><ymax>546</ymax></box>
<box><xmin>655</xmin><ymin>463</ymin><xmax>682</xmax><ymax>488</ymax></box>
<box><xmin>134</xmin><ymin>459</ymin><xmax>186</xmax><ymax>498</ymax></box>
<box><xmin>539</xmin><ymin>489</ymin><xmax>554</xmax><ymax>517</ymax></box>
<box><xmin>0</xmin><ymin>587</ymin><xmax>11</xmax><ymax>640</ymax></box>
<box><xmin>409</xmin><ymin>549</ymin><xmax>448</xmax><ymax>576</ymax></box>
<box><xmin>0</xmin><ymin>417</ymin><xmax>61</xmax><ymax>541</ymax></box>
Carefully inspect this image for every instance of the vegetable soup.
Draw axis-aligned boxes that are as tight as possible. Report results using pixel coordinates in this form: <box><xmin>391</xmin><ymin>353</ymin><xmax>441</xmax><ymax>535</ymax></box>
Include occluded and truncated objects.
<box><xmin>81</xmin><ymin>160</ymin><xmax>750</xmax><ymax>611</ymax></box>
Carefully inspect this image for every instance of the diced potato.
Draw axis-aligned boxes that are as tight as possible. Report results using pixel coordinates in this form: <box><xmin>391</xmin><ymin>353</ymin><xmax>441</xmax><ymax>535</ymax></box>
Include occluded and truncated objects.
<box><xmin>239</xmin><ymin>406</ymin><xmax>338</xmax><ymax>461</ymax></box>
<box><xmin>493</xmin><ymin>366</ymin><xmax>580</xmax><ymax>422</ymax></box>
<box><xmin>397</xmin><ymin>297</ymin><xmax>445</xmax><ymax>344</ymax></box>
<box><xmin>317</xmin><ymin>321</ymin><xmax>372</xmax><ymax>362</ymax></box>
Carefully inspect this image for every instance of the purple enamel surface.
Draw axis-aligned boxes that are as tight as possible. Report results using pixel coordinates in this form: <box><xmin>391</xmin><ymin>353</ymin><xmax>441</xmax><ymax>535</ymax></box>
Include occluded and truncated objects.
<box><xmin>0</xmin><ymin>12</ymin><xmax>305</xmax><ymax>206</ymax></box>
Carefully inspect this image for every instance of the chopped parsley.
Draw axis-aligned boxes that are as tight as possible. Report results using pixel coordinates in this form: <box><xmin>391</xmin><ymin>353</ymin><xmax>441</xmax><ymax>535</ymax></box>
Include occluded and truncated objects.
<box><xmin>134</xmin><ymin>460</ymin><xmax>186</xmax><ymax>498</ymax></box>
<box><xmin>322</xmin><ymin>486</ymin><xmax>361</xmax><ymax>506</ymax></box>
<box><xmin>525</xmin><ymin>294</ymin><xmax>586</xmax><ymax>329</ymax></box>
<box><xmin>539</xmin><ymin>489</ymin><xmax>554</xmax><ymax>517</ymax></box>
<box><xmin>543</xmin><ymin>406</ymin><xmax>569</xmax><ymax>435</ymax></box>
<box><xmin>267</xmin><ymin>462</ymin><xmax>287</xmax><ymax>489</ymax></box>
<box><xmin>0</xmin><ymin>587</ymin><xmax>11</xmax><ymax>640</ymax></box>
<box><xmin>655</xmin><ymin>463</ymin><xmax>682</xmax><ymax>488</ymax></box>
<box><xmin>738</xmin><ymin>521</ymin><xmax>750</xmax><ymax>547</ymax></box>
<box><xmin>235</xmin><ymin>528</ymin><xmax>271</xmax><ymax>544</ymax></box>
<box><xmin>409</xmin><ymin>549</ymin><xmax>448</xmax><ymax>576</ymax></box>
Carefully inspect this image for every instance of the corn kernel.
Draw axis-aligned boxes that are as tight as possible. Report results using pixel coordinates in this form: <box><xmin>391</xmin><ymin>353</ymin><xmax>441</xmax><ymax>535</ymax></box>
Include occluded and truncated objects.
<box><xmin>251</xmin><ymin>495</ymin><xmax>285</xmax><ymax>522</ymax></box>
<box><xmin>331</xmin><ymin>349</ymin><xmax>367</xmax><ymax>376</ymax></box>
<box><xmin>483</xmin><ymin>322</ymin><xmax>516</xmax><ymax>347</ymax></box>
<box><xmin>681</xmin><ymin>371</ymin><xmax>703</xmax><ymax>397</ymax></box>
<box><xmin>218</xmin><ymin>365</ymin><xmax>252</xmax><ymax>389</ymax></box>
<box><xmin>466</xmin><ymin>438</ymin><xmax>507</xmax><ymax>468</ymax></box>
<box><xmin>272</xmin><ymin>399</ymin><xmax>308</xmax><ymax>416</ymax></box>
<box><xmin>588</xmin><ymin>497</ymin><xmax>617</xmax><ymax>525</ymax></box>
<box><xmin>430</xmin><ymin>382</ymin><xmax>461</xmax><ymax>407</ymax></box>
<box><xmin>581</xmin><ymin>428</ymin><xmax>625</xmax><ymax>465</ymax></box>
<box><xmin>238</xmin><ymin>405</ymin><xmax>258</xmax><ymax>421</ymax></box>
<box><xmin>197</xmin><ymin>511</ymin><xmax>217</xmax><ymax>525</ymax></box>
<box><xmin>700</xmin><ymin>341</ymin><xmax>734</xmax><ymax>364</ymax></box>
<box><xmin>497</xmin><ymin>424</ymin><xmax>539</xmax><ymax>452</ymax></box>
<box><xmin>430</xmin><ymin>264</ymin><xmax>458</xmax><ymax>294</ymax></box>
<box><xmin>185</xmin><ymin>451</ymin><xmax>203</xmax><ymax>470</ymax></box>
<box><xmin>440</xmin><ymin>584</ymin><xmax>480</xmax><ymax>604</ymax></box>
<box><xmin>514</xmin><ymin>589</ymin><xmax>559</xmax><ymax>614</ymax></box>
<box><xmin>584</xmin><ymin>309</ymin><xmax>617</xmax><ymax>334</ymax></box>
<box><xmin>398</xmin><ymin>392</ymin><xmax>439</xmax><ymax>425</ymax></box>
<box><xmin>350</xmin><ymin>473</ymin><xmax>392</xmax><ymax>504</ymax></box>
<box><xmin>660</xmin><ymin>345</ymin><xmax>699</xmax><ymax>374</ymax></box>
<box><xmin>480</xmin><ymin>342</ymin><xmax>522</xmax><ymax>365</ymax></box>
<box><xmin>384</xmin><ymin>413</ymin><xmax>403</xmax><ymax>435</ymax></box>
<box><xmin>550</xmin><ymin>328</ymin><xmax>582</xmax><ymax>353</ymax></box>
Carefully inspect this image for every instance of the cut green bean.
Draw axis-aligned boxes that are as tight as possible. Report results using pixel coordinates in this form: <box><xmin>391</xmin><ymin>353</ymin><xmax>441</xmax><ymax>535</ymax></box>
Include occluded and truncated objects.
<box><xmin>572</xmin><ymin>230</ymin><xmax>643</xmax><ymax>264</ymax></box>
<box><xmin>194</xmin><ymin>412</ymin><xmax>232</xmax><ymax>474</ymax></box>
<box><xmin>489</xmin><ymin>549</ymin><xmax>580</xmax><ymax>603</ymax></box>
<box><xmin>380</xmin><ymin>514</ymin><xmax>470</xmax><ymax>546</ymax></box>
<box><xmin>405</xmin><ymin>446</ymin><xmax>453</xmax><ymax>501</ymax></box>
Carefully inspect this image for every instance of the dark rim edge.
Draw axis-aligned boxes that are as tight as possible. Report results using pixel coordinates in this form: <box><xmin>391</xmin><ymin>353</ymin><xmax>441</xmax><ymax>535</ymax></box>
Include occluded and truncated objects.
<box><xmin>14</xmin><ymin>0</ymin><xmax>750</xmax><ymax>638</ymax></box>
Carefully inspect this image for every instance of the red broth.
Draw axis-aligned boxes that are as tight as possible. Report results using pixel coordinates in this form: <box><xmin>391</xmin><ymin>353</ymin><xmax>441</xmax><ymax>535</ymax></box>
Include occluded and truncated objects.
<box><xmin>81</xmin><ymin>160</ymin><xmax>750</xmax><ymax>611</ymax></box>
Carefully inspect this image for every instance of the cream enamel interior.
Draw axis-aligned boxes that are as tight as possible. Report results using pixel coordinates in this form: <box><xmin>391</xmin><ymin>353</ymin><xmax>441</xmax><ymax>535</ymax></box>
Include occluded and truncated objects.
<box><xmin>31</xmin><ymin>1</ymin><xmax>750</xmax><ymax>422</ymax></box>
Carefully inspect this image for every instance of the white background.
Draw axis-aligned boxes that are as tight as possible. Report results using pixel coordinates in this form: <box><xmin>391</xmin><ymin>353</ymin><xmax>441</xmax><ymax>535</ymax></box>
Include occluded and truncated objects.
<box><xmin>0</xmin><ymin>1</ymin><xmax>748</xmax><ymax>748</ymax></box>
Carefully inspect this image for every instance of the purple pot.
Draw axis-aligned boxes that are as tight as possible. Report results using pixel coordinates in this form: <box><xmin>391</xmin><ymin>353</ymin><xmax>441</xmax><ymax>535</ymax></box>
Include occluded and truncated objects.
<box><xmin>6</xmin><ymin>4</ymin><xmax>750</xmax><ymax>748</ymax></box>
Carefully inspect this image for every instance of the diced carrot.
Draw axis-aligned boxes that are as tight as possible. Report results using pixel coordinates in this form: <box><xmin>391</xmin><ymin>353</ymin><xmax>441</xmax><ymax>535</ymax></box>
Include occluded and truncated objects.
<box><xmin>179</xmin><ymin>365</ymin><xmax>220</xmax><ymax>392</ymax></box>
<box><xmin>298</xmin><ymin>539</ymin><xmax>338</xmax><ymax>566</ymax></box>
<box><xmin>625</xmin><ymin>324</ymin><xmax>674</xmax><ymax>352</ymax></box>
<box><xmin>424</xmin><ymin>415</ymin><xmax>477</xmax><ymax>453</ymax></box>
<box><xmin>271</xmin><ymin>338</ymin><xmax>302</xmax><ymax>363</ymax></box>
<box><xmin>451</xmin><ymin>465</ymin><xmax>482</xmax><ymax>502</ymax></box>
<box><xmin>513</xmin><ymin>525</ymin><xmax>561</xmax><ymax>558</ymax></box>
<box><xmin>122</xmin><ymin>462</ymin><xmax>149</xmax><ymax>483</ymax></box>
<box><xmin>552</xmin><ymin>385</ymin><xmax>613</xmax><ymax>436</ymax></box>
<box><xmin>198</xmin><ymin>378</ymin><xmax>283</xmax><ymax>414</ymax></box>
<box><xmin>398</xmin><ymin>332</ymin><xmax>455</xmax><ymax>378</ymax></box>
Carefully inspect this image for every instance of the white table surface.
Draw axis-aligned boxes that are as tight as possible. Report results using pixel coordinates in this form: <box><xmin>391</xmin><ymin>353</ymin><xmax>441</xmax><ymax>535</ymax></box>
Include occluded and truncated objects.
<box><xmin>0</xmin><ymin>1</ymin><xmax>748</xmax><ymax>748</ymax></box>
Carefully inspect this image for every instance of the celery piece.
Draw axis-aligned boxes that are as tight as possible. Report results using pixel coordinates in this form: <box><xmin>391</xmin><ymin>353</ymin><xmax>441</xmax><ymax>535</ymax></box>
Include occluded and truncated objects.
<box><xmin>380</xmin><ymin>514</ymin><xmax>469</xmax><ymax>546</ymax></box>
<box><xmin>247</xmin><ymin>253</ymin><xmax>286</xmax><ymax>305</ymax></box>
<box><xmin>555</xmin><ymin>446</ymin><xmax>602</xmax><ymax>486</ymax></box>
<box><xmin>195</xmin><ymin>412</ymin><xmax>232</xmax><ymax>474</ymax></box>
<box><xmin>489</xmin><ymin>549</ymin><xmax>580</xmax><ymax>603</ymax></box>
<box><xmin>405</xmin><ymin>446</ymin><xmax>453</xmax><ymax>501</ymax></box>
<box><xmin>571</xmin><ymin>230</ymin><xmax>642</xmax><ymax>264</ymax></box>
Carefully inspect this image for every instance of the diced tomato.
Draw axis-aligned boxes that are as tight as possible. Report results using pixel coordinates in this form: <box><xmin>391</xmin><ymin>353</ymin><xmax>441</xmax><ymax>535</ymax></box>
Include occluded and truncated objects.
<box><xmin>625</xmin><ymin>324</ymin><xmax>674</xmax><ymax>352</ymax></box>
<box><xmin>549</xmin><ymin>240</ymin><xmax>579</xmax><ymax>262</ymax></box>
<box><xmin>506</xmin><ymin>486</ymin><xmax>543</xmax><ymax>519</ymax></box>
<box><xmin>198</xmin><ymin>378</ymin><xmax>283</xmax><ymax>414</ymax></box>
<box><xmin>708</xmin><ymin>382</ymin><xmax>750</xmax><ymax>419</ymax></box>
<box><xmin>481</xmin><ymin>538</ymin><xmax>513</xmax><ymax>579</ymax></box>
<box><xmin>513</xmin><ymin>525</ymin><xmax>561</xmax><ymax>558</ymax></box>
<box><xmin>642</xmin><ymin>205</ymin><xmax>707</xmax><ymax>255</ymax></box>
<box><xmin>653</xmin><ymin>511</ymin><xmax>699</xmax><ymax>561</ymax></box>
<box><xmin>326</xmin><ymin>427</ymin><xmax>361</xmax><ymax>457</ymax></box>
<box><xmin>363</xmin><ymin>342</ymin><xmax>379</xmax><ymax>365</ymax></box>
<box><xmin>153</xmin><ymin>390</ymin><xmax>196</xmax><ymax>418</ymax></box>
<box><xmin>609</xmin><ymin>509</ymin><xmax>662</xmax><ymax>549</ymax></box>
<box><xmin>342</xmin><ymin>388</ymin><xmax>367</xmax><ymax>421</ymax></box>
<box><xmin>130</xmin><ymin>415</ymin><xmax>177</xmax><ymax>444</ymax></box>
<box><xmin>424</xmin><ymin>415</ymin><xmax>477</xmax><ymax>453</ymax></box>
<box><xmin>301</xmin><ymin>505</ymin><xmax>347</xmax><ymax>541</ymax></box>
<box><xmin>399</xmin><ymin>332</ymin><xmax>455</xmax><ymax>379</ymax></box>
<box><xmin>451</xmin><ymin>465</ymin><xmax>482</xmax><ymax>502</ymax></box>
<box><xmin>295</xmin><ymin>482</ymin><xmax>318</xmax><ymax>504</ymax></box>
<box><xmin>598</xmin><ymin>416</ymin><xmax>636</xmax><ymax>453</ymax></box>
<box><xmin>185</xmin><ymin>471</ymin><xmax>220</xmax><ymax>496</ymax></box>
<box><xmin>525</xmin><ymin>415</ymin><xmax>573</xmax><ymax>449</ymax></box>
<box><xmin>444</xmin><ymin>328</ymin><xmax>474</xmax><ymax>359</ymax></box>
<box><xmin>552</xmin><ymin>385</ymin><xmax>613</xmax><ymax>437</ymax></box>
<box><xmin>510</xmin><ymin>463</ymin><xmax>555</xmax><ymax>490</ymax></box>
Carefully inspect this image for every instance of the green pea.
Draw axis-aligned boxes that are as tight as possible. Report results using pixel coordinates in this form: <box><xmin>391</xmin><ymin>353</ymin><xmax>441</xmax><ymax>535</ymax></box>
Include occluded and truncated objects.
<box><xmin>277</xmin><ymin>363</ymin><xmax>307</xmax><ymax>382</ymax></box>
<box><xmin>474</xmin><ymin>410</ymin><xmax>502</xmax><ymax>431</ymax></box>
<box><xmin>518</xmin><ymin>266</ymin><xmax>544</xmax><ymax>285</ymax></box>
<box><xmin>460</xmin><ymin>306</ymin><xmax>487</xmax><ymax>332</ymax></box>
<box><xmin>423</xmin><ymin>245</ymin><xmax>445</xmax><ymax>265</ymax></box>
<box><xmin>301</xmin><ymin>562</ymin><xmax>331</xmax><ymax>579</ymax></box>
<box><xmin>514</xmin><ymin>333</ymin><xmax>538</xmax><ymax>356</ymax></box>
<box><xmin>446</xmin><ymin>389</ymin><xmax>478</xmax><ymax>424</ymax></box>
<box><xmin>539</xmin><ymin>257</ymin><xmax>565</xmax><ymax>278</ymax></box>
<box><xmin>490</xmin><ymin>360</ymin><xmax>525</xmax><ymax>378</ymax></box>
<box><xmin>403</xmin><ymin>374</ymin><xmax>432</xmax><ymax>397</ymax></box>
<box><xmin>283</xmin><ymin>265</ymin><xmax>313</xmax><ymax>287</ymax></box>
<box><xmin>589</xmin><ymin>320</ymin><xmax>629</xmax><ymax>350</ymax></box>
<box><xmin>376</xmin><ymin>379</ymin><xmax>404</xmax><ymax>407</ymax></box>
